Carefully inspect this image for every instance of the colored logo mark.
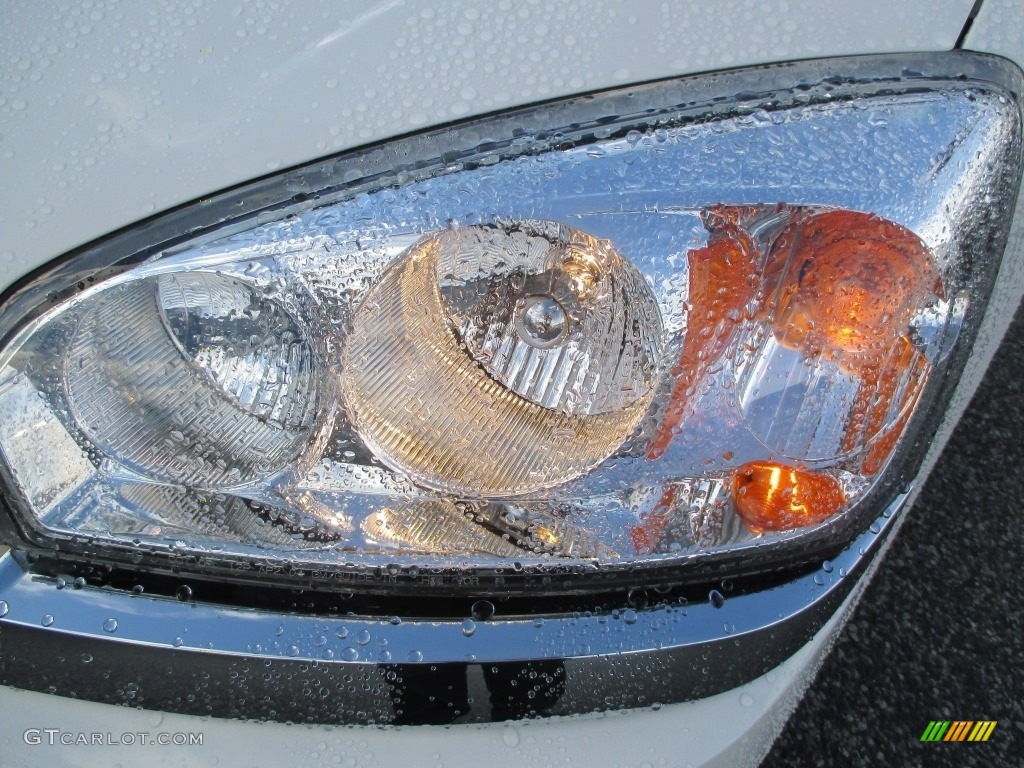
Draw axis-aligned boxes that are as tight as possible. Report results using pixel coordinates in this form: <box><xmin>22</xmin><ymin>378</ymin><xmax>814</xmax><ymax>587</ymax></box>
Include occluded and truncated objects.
<box><xmin>920</xmin><ymin>721</ymin><xmax>997</xmax><ymax>742</ymax></box>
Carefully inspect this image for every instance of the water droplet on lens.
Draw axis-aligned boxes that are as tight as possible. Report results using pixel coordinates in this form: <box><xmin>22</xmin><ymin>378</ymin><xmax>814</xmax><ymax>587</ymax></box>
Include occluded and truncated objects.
<box><xmin>740</xmin><ymin>693</ymin><xmax>754</xmax><ymax>707</ymax></box>
<box><xmin>626</xmin><ymin>588</ymin><xmax>648</xmax><ymax>609</ymax></box>
<box><xmin>471</xmin><ymin>600</ymin><xmax>494</xmax><ymax>621</ymax></box>
<box><xmin>102</xmin><ymin>618</ymin><xmax>118</xmax><ymax>632</ymax></box>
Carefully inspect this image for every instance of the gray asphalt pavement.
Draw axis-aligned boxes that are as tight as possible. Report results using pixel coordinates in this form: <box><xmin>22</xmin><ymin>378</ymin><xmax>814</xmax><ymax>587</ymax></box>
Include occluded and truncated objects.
<box><xmin>763</xmin><ymin>302</ymin><xmax>1024</xmax><ymax>767</ymax></box>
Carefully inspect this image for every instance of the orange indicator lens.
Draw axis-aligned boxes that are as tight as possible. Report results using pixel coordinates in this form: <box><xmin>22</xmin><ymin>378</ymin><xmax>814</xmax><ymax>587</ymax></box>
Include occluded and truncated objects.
<box><xmin>731</xmin><ymin>461</ymin><xmax>846</xmax><ymax>533</ymax></box>
<box><xmin>771</xmin><ymin>209</ymin><xmax>941</xmax><ymax>363</ymax></box>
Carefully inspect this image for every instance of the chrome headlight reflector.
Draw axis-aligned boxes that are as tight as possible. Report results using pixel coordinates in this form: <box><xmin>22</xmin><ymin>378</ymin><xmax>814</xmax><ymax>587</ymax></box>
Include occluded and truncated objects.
<box><xmin>0</xmin><ymin>53</ymin><xmax>1020</xmax><ymax>595</ymax></box>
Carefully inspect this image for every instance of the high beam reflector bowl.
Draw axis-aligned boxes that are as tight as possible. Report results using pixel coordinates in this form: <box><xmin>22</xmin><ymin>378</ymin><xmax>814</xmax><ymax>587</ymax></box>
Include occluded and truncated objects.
<box><xmin>63</xmin><ymin>274</ymin><xmax>321</xmax><ymax>489</ymax></box>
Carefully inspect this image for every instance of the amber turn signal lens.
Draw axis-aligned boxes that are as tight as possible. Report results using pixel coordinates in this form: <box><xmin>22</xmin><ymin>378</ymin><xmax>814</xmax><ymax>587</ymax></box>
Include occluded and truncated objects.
<box><xmin>771</xmin><ymin>209</ymin><xmax>941</xmax><ymax>363</ymax></box>
<box><xmin>731</xmin><ymin>461</ymin><xmax>846</xmax><ymax>533</ymax></box>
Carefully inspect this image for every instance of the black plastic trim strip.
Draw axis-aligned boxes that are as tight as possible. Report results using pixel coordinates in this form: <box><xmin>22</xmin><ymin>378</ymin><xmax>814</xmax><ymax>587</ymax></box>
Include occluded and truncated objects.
<box><xmin>955</xmin><ymin>0</ymin><xmax>985</xmax><ymax>49</ymax></box>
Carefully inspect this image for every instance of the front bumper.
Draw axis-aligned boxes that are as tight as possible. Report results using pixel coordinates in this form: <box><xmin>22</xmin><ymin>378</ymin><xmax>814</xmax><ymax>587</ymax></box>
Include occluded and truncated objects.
<box><xmin>0</xmin><ymin>492</ymin><xmax>907</xmax><ymax>727</ymax></box>
<box><xmin>0</xmin><ymin>573</ymin><xmax>868</xmax><ymax>768</ymax></box>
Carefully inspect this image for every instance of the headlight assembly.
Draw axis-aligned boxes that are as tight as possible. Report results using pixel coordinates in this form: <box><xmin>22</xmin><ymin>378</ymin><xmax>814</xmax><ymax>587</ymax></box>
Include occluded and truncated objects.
<box><xmin>0</xmin><ymin>52</ymin><xmax>1021</xmax><ymax>599</ymax></box>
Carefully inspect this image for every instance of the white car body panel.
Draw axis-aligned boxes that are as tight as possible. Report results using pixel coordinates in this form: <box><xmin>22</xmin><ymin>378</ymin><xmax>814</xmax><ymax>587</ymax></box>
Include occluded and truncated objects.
<box><xmin>0</xmin><ymin>0</ymin><xmax>974</xmax><ymax>290</ymax></box>
<box><xmin>3</xmin><ymin>2</ymin><xmax>1023</xmax><ymax>767</ymax></box>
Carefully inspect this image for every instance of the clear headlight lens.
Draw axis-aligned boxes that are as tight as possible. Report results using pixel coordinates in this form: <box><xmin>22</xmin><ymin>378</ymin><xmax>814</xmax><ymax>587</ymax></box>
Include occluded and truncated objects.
<box><xmin>0</xmin><ymin>55</ymin><xmax>1020</xmax><ymax>593</ymax></box>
